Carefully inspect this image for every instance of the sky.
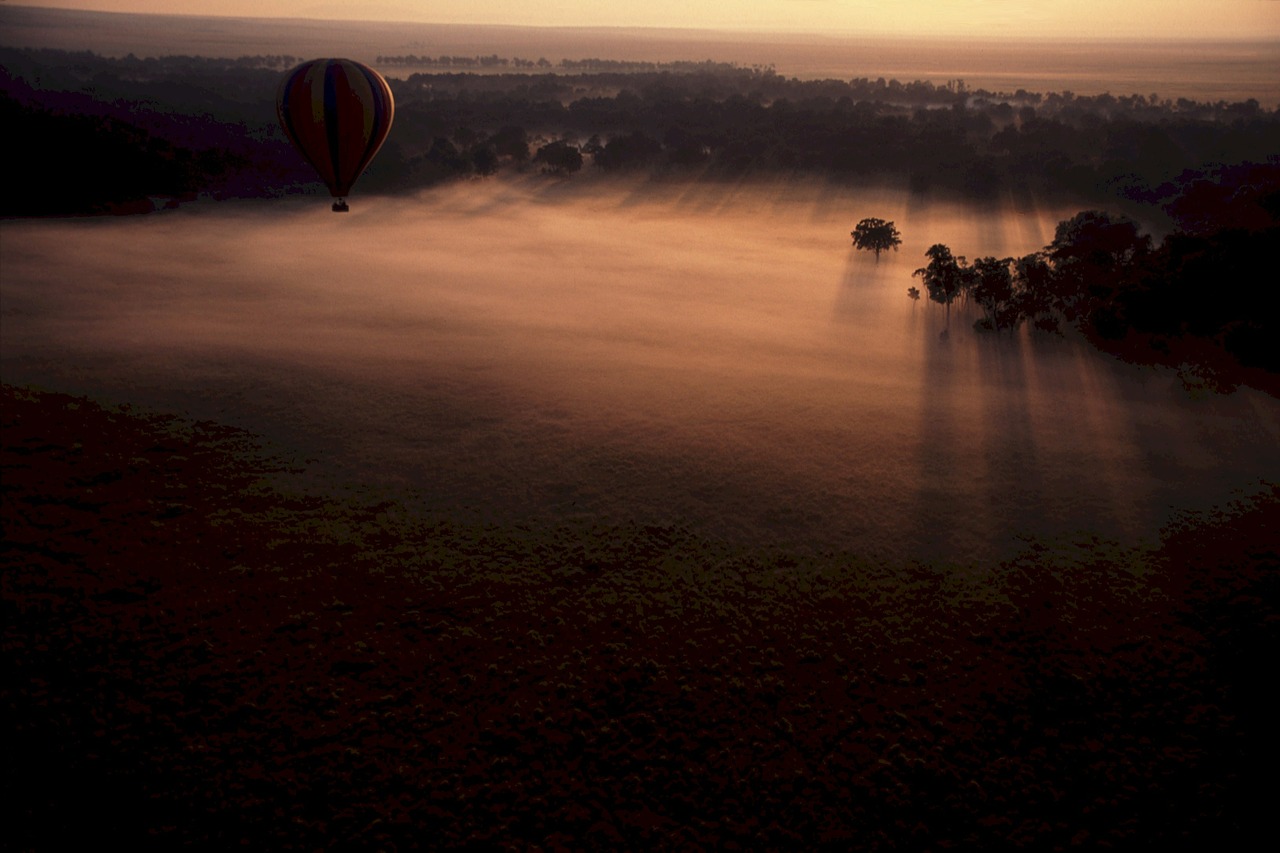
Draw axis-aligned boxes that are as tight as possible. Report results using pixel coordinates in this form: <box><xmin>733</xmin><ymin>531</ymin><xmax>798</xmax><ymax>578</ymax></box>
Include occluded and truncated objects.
<box><xmin>8</xmin><ymin>0</ymin><xmax>1280</xmax><ymax>39</ymax></box>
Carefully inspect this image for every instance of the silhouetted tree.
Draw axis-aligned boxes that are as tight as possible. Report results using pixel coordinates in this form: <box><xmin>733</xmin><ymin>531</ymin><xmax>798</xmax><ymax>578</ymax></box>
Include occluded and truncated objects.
<box><xmin>582</xmin><ymin>134</ymin><xmax>604</xmax><ymax>161</ymax></box>
<box><xmin>1013</xmin><ymin>253</ymin><xmax>1059</xmax><ymax>332</ymax></box>
<box><xmin>470</xmin><ymin>145</ymin><xmax>499</xmax><ymax>175</ymax></box>
<box><xmin>1049</xmin><ymin>210</ymin><xmax>1149</xmax><ymax>271</ymax></box>
<box><xmin>410</xmin><ymin>136</ymin><xmax>472</xmax><ymax>184</ymax></box>
<box><xmin>594</xmin><ymin>130</ymin><xmax>663</xmax><ymax>171</ymax></box>
<box><xmin>534</xmin><ymin>140</ymin><xmax>584</xmax><ymax>175</ymax></box>
<box><xmin>970</xmin><ymin>256</ymin><xmax>1019</xmax><ymax>331</ymax></box>
<box><xmin>908</xmin><ymin>189</ymin><xmax>1280</xmax><ymax>384</ymax></box>
<box><xmin>913</xmin><ymin>244</ymin><xmax>971</xmax><ymax>326</ymax></box>
<box><xmin>1047</xmin><ymin>210</ymin><xmax>1150</xmax><ymax>333</ymax></box>
<box><xmin>489</xmin><ymin>126</ymin><xmax>530</xmax><ymax>162</ymax></box>
<box><xmin>851</xmin><ymin>218</ymin><xmax>903</xmax><ymax>261</ymax></box>
<box><xmin>663</xmin><ymin>126</ymin><xmax>709</xmax><ymax>166</ymax></box>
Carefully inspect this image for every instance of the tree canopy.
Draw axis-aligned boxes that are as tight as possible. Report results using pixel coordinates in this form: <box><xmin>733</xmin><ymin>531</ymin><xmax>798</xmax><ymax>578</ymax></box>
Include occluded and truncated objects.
<box><xmin>851</xmin><ymin>218</ymin><xmax>903</xmax><ymax>260</ymax></box>
<box><xmin>907</xmin><ymin>198</ymin><xmax>1280</xmax><ymax>390</ymax></box>
<box><xmin>913</xmin><ymin>243</ymin><xmax>971</xmax><ymax>324</ymax></box>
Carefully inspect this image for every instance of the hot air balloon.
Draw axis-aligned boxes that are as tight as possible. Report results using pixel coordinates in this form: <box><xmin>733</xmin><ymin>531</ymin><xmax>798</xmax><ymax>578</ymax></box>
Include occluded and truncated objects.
<box><xmin>277</xmin><ymin>58</ymin><xmax>394</xmax><ymax>212</ymax></box>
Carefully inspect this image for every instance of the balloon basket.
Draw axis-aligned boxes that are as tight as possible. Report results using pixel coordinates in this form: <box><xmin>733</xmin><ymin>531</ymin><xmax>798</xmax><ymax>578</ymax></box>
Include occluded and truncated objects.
<box><xmin>332</xmin><ymin>199</ymin><xmax>350</xmax><ymax>213</ymax></box>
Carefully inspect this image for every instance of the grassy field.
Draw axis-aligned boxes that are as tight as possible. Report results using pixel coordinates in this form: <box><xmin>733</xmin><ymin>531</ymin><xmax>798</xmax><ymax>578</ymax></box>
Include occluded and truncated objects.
<box><xmin>3</xmin><ymin>383</ymin><xmax>1276</xmax><ymax>848</ymax></box>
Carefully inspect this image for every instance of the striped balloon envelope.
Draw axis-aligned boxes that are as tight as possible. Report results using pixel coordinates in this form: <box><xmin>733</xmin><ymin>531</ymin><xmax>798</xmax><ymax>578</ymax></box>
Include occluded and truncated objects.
<box><xmin>277</xmin><ymin>58</ymin><xmax>395</xmax><ymax>212</ymax></box>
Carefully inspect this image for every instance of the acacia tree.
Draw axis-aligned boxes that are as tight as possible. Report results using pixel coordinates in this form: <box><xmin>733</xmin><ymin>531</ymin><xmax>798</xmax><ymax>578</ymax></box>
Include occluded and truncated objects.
<box><xmin>851</xmin><ymin>218</ymin><xmax>903</xmax><ymax>261</ymax></box>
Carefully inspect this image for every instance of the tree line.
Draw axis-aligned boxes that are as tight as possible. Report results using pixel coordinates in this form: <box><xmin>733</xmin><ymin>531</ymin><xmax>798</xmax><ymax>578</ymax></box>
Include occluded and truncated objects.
<box><xmin>376</xmin><ymin>55</ymin><xmax>757</xmax><ymax>74</ymax></box>
<box><xmin>2</xmin><ymin>46</ymin><xmax>1277</xmax><ymax>229</ymax></box>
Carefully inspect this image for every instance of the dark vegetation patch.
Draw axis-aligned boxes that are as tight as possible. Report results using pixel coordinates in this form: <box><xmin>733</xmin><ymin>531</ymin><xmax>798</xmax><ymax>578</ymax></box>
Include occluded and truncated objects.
<box><xmin>2</xmin><ymin>47</ymin><xmax>1277</xmax><ymax>214</ymax></box>
<box><xmin>903</xmin><ymin>175</ymin><xmax>1280</xmax><ymax>394</ymax></box>
<box><xmin>4</xmin><ymin>384</ymin><xmax>1276</xmax><ymax>848</ymax></box>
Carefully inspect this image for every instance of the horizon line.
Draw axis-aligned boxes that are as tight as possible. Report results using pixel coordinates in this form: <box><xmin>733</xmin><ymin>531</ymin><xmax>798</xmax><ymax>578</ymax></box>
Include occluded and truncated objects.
<box><xmin>4</xmin><ymin>4</ymin><xmax>1280</xmax><ymax>45</ymax></box>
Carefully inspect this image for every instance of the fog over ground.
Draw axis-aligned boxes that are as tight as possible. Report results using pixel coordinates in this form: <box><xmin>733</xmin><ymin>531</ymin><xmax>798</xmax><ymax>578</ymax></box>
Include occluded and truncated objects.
<box><xmin>3</xmin><ymin>177</ymin><xmax>1277</xmax><ymax>566</ymax></box>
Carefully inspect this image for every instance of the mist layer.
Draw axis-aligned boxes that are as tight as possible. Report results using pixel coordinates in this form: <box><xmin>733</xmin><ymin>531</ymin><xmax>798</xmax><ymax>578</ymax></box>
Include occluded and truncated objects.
<box><xmin>3</xmin><ymin>178</ymin><xmax>1277</xmax><ymax>565</ymax></box>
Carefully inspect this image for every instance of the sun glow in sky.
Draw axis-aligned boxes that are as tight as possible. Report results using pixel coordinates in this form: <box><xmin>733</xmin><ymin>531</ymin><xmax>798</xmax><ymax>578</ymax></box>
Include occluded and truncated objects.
<box><xmin>9</xmin><ymin>0</ymin><xmax>1280</xmax><ymax>39</ymax></box>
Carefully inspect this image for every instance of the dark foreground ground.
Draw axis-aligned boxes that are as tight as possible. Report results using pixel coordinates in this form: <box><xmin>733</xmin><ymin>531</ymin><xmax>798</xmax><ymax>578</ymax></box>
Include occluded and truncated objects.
<box><xmin>3</xmin><ymin>383</ymin><xmax>1277</xmax><ymax>849</ymax></box>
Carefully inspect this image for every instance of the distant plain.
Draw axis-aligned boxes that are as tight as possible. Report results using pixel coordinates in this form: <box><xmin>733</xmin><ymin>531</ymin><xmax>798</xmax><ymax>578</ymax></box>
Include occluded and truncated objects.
<box><xmin>2</xmin><ymin>4</ymin><xmax>1278</xmax><ymax>104</ymax></box>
